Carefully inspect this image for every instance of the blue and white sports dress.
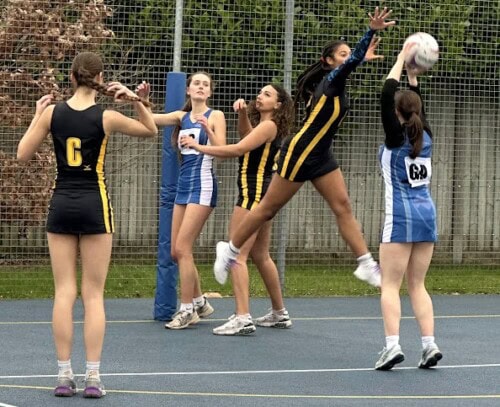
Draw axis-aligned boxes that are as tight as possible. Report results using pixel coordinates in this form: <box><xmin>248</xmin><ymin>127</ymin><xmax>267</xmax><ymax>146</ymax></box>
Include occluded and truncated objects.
<box><xmin>379</xmin><ymin>79</ymin><xmax>437</xmax><ymax>243</ymax></box>
<box><xmin>175</xmin><ymin>109</ymin><xmax>217</xmax><ymax>207</ymax></box>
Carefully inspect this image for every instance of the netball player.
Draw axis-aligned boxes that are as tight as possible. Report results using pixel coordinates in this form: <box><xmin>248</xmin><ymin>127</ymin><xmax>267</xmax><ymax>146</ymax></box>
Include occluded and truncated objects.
<box><xmin>213</xmin><ymin>7</ymin><xmax>395</xmax><ymax>289</ymax></box>
<box><xmin>374</xmin><ymin>44</ymin><xmax>442</xmax><ymax>370</ymax></box>
<box><xmin>17</xmin><ymin>52</ymin><xmax>157</xmax><ymax>397</ymax></box>
<box><xmin>136</xmin><ymin>73</ymin><xmax>226</xmax><ymax>330</ymax></box>
<box><xmin>180</xmin><ymin>84</ymin><xmax>294</xmax><ymax>335</ymax></box>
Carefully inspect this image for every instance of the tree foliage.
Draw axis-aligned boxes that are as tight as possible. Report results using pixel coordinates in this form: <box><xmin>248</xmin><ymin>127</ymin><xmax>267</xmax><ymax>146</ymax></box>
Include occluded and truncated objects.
<box><xmin>0</xmin><ymin>0</ymin><xmax>114</xmax><ymax>228</ymax></box>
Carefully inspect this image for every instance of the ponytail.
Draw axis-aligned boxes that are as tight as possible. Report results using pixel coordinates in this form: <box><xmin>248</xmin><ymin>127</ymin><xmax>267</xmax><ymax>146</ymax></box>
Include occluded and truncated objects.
<box><xmin>395</xmin><ymin>90</ymin><xmax>424</xmax><ymax>159</ymax></box>
<box><xmin>405</xmin><ymin>112</ymin><xmax>424</xmax><ymax>159</ymax></box>
<box><xmin>294</xmin><ymin>40</ymin><xmax>347</xmax><ymax>120</ymax></box>
<box><xmin>71</xmin><ymin>52</ymin><xmax>152</xmax><ymax>108</ymax></box>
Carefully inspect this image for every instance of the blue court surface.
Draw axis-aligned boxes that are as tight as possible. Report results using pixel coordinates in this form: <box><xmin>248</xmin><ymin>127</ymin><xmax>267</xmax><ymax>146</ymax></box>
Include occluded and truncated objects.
<box><xmin>0</xmin><ymin>295</ymin><xmax>499</xmax><ymax>406</ymax></box>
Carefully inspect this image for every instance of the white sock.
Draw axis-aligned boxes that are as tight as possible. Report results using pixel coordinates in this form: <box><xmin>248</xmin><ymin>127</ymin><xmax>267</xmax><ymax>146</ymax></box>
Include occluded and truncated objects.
<box><xmin>57</xmin><ymin>360</ymin><xmax>73</xmax><ymax>379</ymax></box>
<box><xmin>228</xmin><ymin>241</ymin><xmax>240</xmax><ymax>255</ymax></box>
<box><xmin>179</xmin><ymin>303</ymin><xmax>194</xmax><ymax>313</ymax></box>
<box><xmin>385</xmin><ymin>335</ymin><xmax>400</xmax><ymax>349</ymax></box>
<box><xmin>422</xmin><ymin>336</ymin><xmax>435</xmax><ymax>349</ymax></box>
<box><xmin>85</xmin><ymin>361</ymin><xmax>100</xmax><ymax>380</ymax></box>
<box><xmin>237</xmin><ymin>313</ymin><xmax>252</xmax><ymax>321</ymax></box>
<box><xmin>357</xmin><ymin>253</ymin><xmax>374</xmax><ymax>264</ymax></box>
<box><xmin>193</xmin><ymin>296</ymin><xmax>205</xmax><ymax>307</ymax></box>
<box><xmin>273</xmin><ymin>308</ymin><xmax>286</xmax><ymax>315</ymax></box>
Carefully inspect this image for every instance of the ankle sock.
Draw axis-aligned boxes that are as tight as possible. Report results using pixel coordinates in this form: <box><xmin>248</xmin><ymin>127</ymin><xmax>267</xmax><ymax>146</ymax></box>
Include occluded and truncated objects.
<box><xmin>357</xmin><ymin>253</ymin><xmax>374</xmax><ymax>264</ymax></box>
<box><xmin>422</xmin><ymin>336</ymin><xmax>435</xmax><ymax>349</ymax></box>
<box><xmin>385</xmin><ymin>335</ymin><xmax>400</xmax><ymax>349</ymax></box>
<box><xmin>179</xmin><ymin>303</ymin><xmax>194</xmax><ymax>313</ymax></box>
<box><xmin>228</xmin><ymin>241</ymin><xmax>240</xmax><ymax>255</ymax></box>
<box><xmin>193</xmin><ymin>296</ymin><xmax>205</xmax><ymax>307</ymax></box>
<box><xmin>57</xmin><ymin>360</ymin><xmax>73</xmax><ymax>379</ymax></box>
<box><xmin>85</xmin><ymin>361</ymin><xmax>100</xmax><ymax>380</ymax></box>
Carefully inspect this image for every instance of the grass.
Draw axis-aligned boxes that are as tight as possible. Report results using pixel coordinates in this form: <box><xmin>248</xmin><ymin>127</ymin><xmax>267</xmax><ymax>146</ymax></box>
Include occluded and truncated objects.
<box><xmin>0</xmin><ymin>264</ymin><xmax>499</xmax><ymax>299</ymax></box>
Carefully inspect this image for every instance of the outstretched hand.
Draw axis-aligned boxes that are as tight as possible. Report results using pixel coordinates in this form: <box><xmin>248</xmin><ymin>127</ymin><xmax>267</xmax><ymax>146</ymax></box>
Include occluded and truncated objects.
<box><xmin>364</xmin><ymin>36</ymin><xmax>384</xmax><ymax>62</ymax></box>
<box><xmin>368</xmin><ymin>6</ymin><xmax>396</xmax><ymax>31</ymax></box>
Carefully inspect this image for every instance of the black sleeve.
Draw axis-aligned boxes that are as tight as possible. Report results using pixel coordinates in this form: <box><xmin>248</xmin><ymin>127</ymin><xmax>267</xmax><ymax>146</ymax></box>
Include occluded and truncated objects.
<box><xmin>323</xmin><ymin>29</ymin><xmax>376</xmax><ymax>96</ymax></box>
<box><xmin>380</xmin><ymin>79</ymin><xmax>405</xmax><ymax>148</ymax></box>
<box><xmin>409</xmin><ymin>84</ymin><xmax>433</xmax><ymax>138</ymax></box>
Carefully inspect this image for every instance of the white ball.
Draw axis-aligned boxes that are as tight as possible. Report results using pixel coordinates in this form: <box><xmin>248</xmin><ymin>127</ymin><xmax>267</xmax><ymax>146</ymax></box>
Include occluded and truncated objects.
<box><xmin>403</xmin><ymin>32</ymin><xmax>439</xmax><ymax>71</ymax></box>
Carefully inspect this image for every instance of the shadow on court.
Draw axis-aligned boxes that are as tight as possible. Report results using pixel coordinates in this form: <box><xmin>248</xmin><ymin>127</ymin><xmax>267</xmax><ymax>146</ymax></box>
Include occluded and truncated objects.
<box><xmin>0</xmin><ymin>295</ymin><xmax>499</xmax><ymax>406</ymax></box>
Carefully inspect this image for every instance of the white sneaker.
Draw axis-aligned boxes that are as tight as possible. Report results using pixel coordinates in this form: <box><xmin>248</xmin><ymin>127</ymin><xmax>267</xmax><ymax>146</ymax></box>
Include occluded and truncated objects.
<box><xmin>213</xmin><ymin>315</ymin><xmax>256</xmax><ymax>336</ymax></box>
<box><xmin>165</xmin><ymin>310</ymin><xmax>200</xmax><ymax>329</ymax></box>
<box><xmin>254</xmin><ymin>309</ymin><xmax>292</xmax><ymax>328</ymax></box>
<box><xmin>354</xmin><ymin>260</ymin><xmax>381</xmax><ymax>287</ymax></box>
<box><xmin>418</xmin><ymin>343</ymin><xmax>443</xmax><ymax>369</ymax></box>
<box><xmin>213</xmin><ymin>241</ymin><xmax>237</xmax><ymax>285</ymax></box>
<box><xmin>375</xmin><ymin>344</ymin><xmax>405</xmax><ymax>370</ymax></box>
<box><xmin>194</xmin><ymin>297</ymin><xmax>214</xmax><ymax>318</ymax></box>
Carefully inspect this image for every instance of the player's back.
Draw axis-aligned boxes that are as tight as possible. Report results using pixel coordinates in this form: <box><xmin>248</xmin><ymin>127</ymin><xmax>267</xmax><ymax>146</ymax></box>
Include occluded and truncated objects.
<box><xmin>50</xmin><ymin>102</ymin><xmax>107</xmax><ymax>190</ymax></box>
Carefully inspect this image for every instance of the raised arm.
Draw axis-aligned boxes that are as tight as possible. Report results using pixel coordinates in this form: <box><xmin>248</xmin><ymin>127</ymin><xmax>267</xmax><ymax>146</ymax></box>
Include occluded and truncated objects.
<box><xmin>104</xmin><ymin>82</ymin><xmax>157</xmax><ymax>137</ymax></box>
<box><xmin>326</xmin><ymin>7</ymin><xmax>395</xmax><ymax>86</ymax></box>
<box><xmin>406</xmin><ymin>69</ymin><xmax>432</xmax><ymax>137</ymax></box>
<box><xmin>179</xmin><ymin>120</ymin><xmax>276</xmax><ymax>158</ymax></box>
<box><xmin>233</xmin><ymin>98</ymin><xmax>253</xmax><ymax>139</ymax></box>
<box><xmin>381</xmin><ymin>51</ymin><xmax>406</xmax><ymax>148</ymax></box>
<box><xmin>17</xmin><ymin>95</ymin><xmax>54</xmax><ymax>162</ymax></box>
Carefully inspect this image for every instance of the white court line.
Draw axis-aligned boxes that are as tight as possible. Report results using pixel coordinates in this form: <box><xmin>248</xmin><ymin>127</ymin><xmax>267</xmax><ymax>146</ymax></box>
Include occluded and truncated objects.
<box><xmin>0</xmin><ymin>384</ymin><xmax>498</xmax><ymax>400</ymax></box>
<box><xmin>1</xmin><ymin>362</ymin><xmax>499</xmax><ymax>380</ymax></box>
<box><xmin>0</xmin><ymin>402</ymin><xmax>18</xmax><ymax>407</ymax></box>
<box><xmin>1</xmin><ymin>314</ymin><xmax>500</xmax><ymax>325</ymax></box>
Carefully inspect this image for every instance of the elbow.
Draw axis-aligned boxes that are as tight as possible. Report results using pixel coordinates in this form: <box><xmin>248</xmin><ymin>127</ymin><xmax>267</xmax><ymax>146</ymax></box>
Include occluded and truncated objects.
<box><xmin>17</xmin><ymin>153</ymin><xmax>30</xmax><ymax>163</ymax></box>
<box><xmin>16</xmin><ymin>146</ymin><xmax>31</xmax><ymax>162</ymax></box>
<box><xmin>146</xmin><ymin>125</ymin><xmax>158</xmax><ymax>138</ymax></box>
<box><xmin>234</xmin><ymin>146</ymin><xmax>246</xmax><ymax>157</ymax></box>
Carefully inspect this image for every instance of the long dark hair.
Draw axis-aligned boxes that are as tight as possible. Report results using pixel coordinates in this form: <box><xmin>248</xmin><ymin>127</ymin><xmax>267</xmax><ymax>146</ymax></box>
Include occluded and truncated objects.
<box><xmin>247</xmin><ymin>84</ymin><xmax>294</xmax><ymax>141</ymax></box>
<box><xmin>171</xmin><ymin>71</ymin><xmax>214</xmax><ymax>155</ymax></box>
<box><xmin>71</xmin><ymin>52</ymin><xmax>151</xmax><ymax>107</ymax></box>
<box><xmin>395</xmin><ymin>90</ymin><xmax>424</xmax><ymax>159</ymax></box>
<box><xmin>295</xmin><ymin>40</ymin><xmax>347</xmax><ymax>118</ymax></box>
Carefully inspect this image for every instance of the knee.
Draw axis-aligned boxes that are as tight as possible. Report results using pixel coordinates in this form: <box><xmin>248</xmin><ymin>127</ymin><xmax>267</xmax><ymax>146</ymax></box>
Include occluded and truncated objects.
<box><xmin>406</xmin><ymin>278</ymin><xmax>426</xmax><ymax>295</ymax></box>
<box><xmin>54</xmin><ymin>287</ymin><xmax>78</xmax><ymax>304</ymax></box>
<box><xmin>170</xmin><ymin>247</ymin><xmax>178</xmax><ymax>263</ymax></box>
<box><xmin>173</xmin><ymin>243</ymin><xmax>193</xmax><ymax>262</ymax></box>
<box><xmin>250</xmin><ymin>251</ymin><xmax>270</xmax><ymax>266</ymax></box>
<box><xmin>260</xmin><ymin>205</ymin><xmax>279</xmax><ymax>222</ymax></box>
<box><xmin>332</xmin><ymin>195</ymin><xmax>353</xmax><ymax>217</ymax></box>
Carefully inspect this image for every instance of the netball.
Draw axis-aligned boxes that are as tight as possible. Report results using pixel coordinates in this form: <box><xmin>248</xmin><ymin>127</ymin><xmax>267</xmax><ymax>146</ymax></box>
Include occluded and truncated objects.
<box><xmin>403</xmin><ymin>32</ymin><xmax>439</xmax><ymax>71</ymax></box>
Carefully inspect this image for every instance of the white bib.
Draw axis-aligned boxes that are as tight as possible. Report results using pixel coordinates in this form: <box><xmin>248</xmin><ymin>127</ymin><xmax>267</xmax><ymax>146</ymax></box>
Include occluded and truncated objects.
<box><xmin>404</xmin><ymin>156</ymin><xmax>432</xmax><ymax>187</ymax></box>
<box><xmin>178</xmin><ymin>128</ymin><xmax>201</xmax><ymax>155</ymax></box>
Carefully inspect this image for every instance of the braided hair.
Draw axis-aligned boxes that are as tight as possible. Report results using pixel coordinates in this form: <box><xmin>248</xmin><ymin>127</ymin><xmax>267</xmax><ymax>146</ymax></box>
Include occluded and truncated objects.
<box><xmin>395</xmin><ymin>90</ymin><xmax>424</xmax><ymax>159</ymax></box>
<box><xmin>295</xmin><ymin>40</ymin><xmax>347</xmax><ymax>120</ymax></box>
<box><xmin>71</xmin><ymin>52</ymin><xmax>152</xmax><ymax>108</ymax></box>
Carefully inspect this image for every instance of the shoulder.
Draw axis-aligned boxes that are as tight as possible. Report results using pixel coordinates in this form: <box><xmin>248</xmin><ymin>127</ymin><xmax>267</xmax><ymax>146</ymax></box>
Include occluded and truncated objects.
<box><xmin>209</xmin><ymin>109</ymin><xmax>225</xmax><ymax>120</ymax></box>
<box><xmin>256</xmin><ymin>119</ymin><xmax>277</xmax><ymax>131</ymax></box>
<box><xmin>252</xmin><ymin>120</ymin><xmax>278</xmax><ymax>142</ymax></box>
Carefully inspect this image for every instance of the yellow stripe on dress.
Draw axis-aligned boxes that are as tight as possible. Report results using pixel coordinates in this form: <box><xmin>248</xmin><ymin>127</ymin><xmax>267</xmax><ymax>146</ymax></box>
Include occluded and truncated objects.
<box><xmin>251</xmin><ymin>142</ymin><xmax>271</xmax><ymax>210</ymax></box>
<box><xmin>289</xmin><ymin>97</ymin><xmax>340</xmax><ymax>181</ymax></box>
<box><xmin>96</xmin><ymin>133</ymin><xmax>114</xmax><ymax>233</ymax></box>
<box><xmin>240</xmin><ymin>152</ymin><xmax>250</xmax><ymax>209</ymax></box>
<box><xmin>279</xmin><ymin>95</ymin><xmax>327</xmax><ymax>178</ymax></box>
